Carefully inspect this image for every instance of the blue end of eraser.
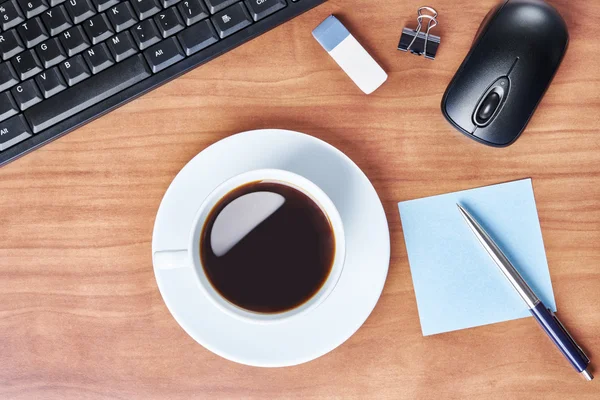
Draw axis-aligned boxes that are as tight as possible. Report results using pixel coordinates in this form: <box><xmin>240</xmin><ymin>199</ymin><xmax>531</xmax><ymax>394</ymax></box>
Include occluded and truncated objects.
<box><xmin>312</xmin><ymin>15</ymin><xmax>350</xmax><ymax>52</ymax></box>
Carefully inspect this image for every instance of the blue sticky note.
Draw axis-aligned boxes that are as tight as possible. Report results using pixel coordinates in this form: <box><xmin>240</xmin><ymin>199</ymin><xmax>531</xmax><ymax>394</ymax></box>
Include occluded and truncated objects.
<box><xmin>398</xmin><ymin>179</ymin><xmax>556</xmax><ymax>336</ymax></box>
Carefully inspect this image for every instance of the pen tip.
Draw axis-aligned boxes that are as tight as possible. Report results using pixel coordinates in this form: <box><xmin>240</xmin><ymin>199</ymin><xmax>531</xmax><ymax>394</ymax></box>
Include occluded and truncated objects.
<box><xmin>581</xmin><ymin>368</ymin><xmax>594</xmax><ymax>381</ymax></box>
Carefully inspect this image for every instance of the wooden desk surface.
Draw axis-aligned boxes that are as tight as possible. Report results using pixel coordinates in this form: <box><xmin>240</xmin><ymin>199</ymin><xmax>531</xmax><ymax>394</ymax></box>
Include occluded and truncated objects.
<box><xmin>1</xmin><ymin>0</ymin><xmax>599</xmax><ymax>398</ymax></box>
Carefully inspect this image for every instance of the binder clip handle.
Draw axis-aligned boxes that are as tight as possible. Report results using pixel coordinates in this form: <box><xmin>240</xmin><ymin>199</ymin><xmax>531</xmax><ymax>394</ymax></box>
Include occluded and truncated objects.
<box><xmin>398</xmin><ymin>6</ymin><xmax>441</xmax><ymax>60</ymax></box>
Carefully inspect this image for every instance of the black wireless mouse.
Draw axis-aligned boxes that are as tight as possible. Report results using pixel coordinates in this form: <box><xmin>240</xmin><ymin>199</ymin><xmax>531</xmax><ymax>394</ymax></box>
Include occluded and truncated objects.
<box><xmin>441</xmin><ymin>0</ymin><xmax>569</xmax><ymax>147</ymax></box>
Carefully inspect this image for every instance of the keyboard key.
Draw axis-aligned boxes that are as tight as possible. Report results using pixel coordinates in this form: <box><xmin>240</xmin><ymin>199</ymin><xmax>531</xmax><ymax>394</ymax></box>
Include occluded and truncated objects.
<box><xmin>12</xmin><ymin>49</ymin><xmax>43</xmax><ymax>79</ymax></box>
<box><xmin>160</xmin><ymin>0</ymin><xmax>178</xmax><ymax>7</ymax></box>
<box><xmin>41</xmin><ymin>5</ymin><xmax>72</xmax><ymax>36</ymax></box>
<box><xmin>60</xmin><ymin>25</ymin><xmax>90</xmax><ymax>56</ymax></box>
<box><xmin>17</xmin><ymin>0</ymin><xmax>48</xmax><ymax>18</ymax></box>
<box><xmin>36</xmin><ymin>37</ymin><xmax>67</xmax><ymax>67</ymax></box>
<box><xmin>0</xmin><ymin>61</ymin><xmax>19</xmax><ymax>91</ymax></box>
<box><xmin>65</xmin><ymin>0</ymin><xmax>96</xmax><ymax>24</ymax></box>
<box><xmin>107</xmin><ymin>2</ymin><xmax>137</xmax><ymax>32</ymax></box>
<box><xmin>25</xmin><ymin>53</ymin><xmax>151</xmax><ymax>132</ymax></box>
<box><xmin>50</xmin><ymin>0</ymin><xmax>66</xmax><ymax>5</ymax></box>
<box><xmin>204</xmin><ymin>0</ymin><xmax>236</xmax><ymax>14</ymax></box>
<box><xmin>131</xmin><ymin>19</ymin><xmax>160</xmax><ymax>50</ymax></box>
<box><xmin>130</xmin><ymin>0</ymin><xmax>160</xmax><ymax>20</ymax></box>
<box><xmin>90</xmin><ymin>0</ymin><xmax>117</xmax><ymax>12</ymax></box>
<box><xmin>178</xmin><ymin>0</ymin><xmax>208</xmax><ymax>26</ymax></box>
<box><xmin>0</xmin><ymin>29</ymin><xmax>25</xmax><ymax>60</ymax></box>
<box><xmin>154</xmin><ymin>8</ymin><xmax>184</xmax><ymax>38</ymax></box>
<box><xmin>17</xmin><ymin>17</ymin><xmax>49</xmax><ymax>48</ymax></box>
<box><xmin>35</xmin><ymin>66</ymin><xmax>67</xmax><ymax>97</ymax></box>
<box><xmin>143</xmin><ymin>36</ymin><xmax>183</xmax><ymax>72</ymax></box>
<box><xmin>106</xmin><ymin>30</ymin><xmax>136</xmax><ymax>61</ymax></box>
<box><xmin>11</xmin><ymin>78</ymin><xmax>43</xmax><ymax>109</ymax></box>
<box><xmin>84</xmin><ymin>12</ymin><xmax>114</xmax><ymax>44</ymax></box>
<box><xmin>211</xmin><ymin>2</ymin><xmax>251</xmax><ymax>39</ymax></box>
<box><xmin>83</xmin><ymin>42</ymin><xmax>113</xmax><ymax>73</ymax></box>
<box><xmin>0</xmin><ymin>91</ymin><xmax>18</xmax><ymax>121</ymax></box>
<box><xmin>177</xmin><ymin>18</ymin><xmax>217</xmax><ymax>55</ymax></box>
<box><xmin>59</xmin><ymin>54</ymin><xmax>90</xmax><ymax>85</ymax></box>
<box><xmin>0</xmin><ymin>114</ymin><xmax>31</xmax><ymax>151</ymax></box>
<box><xmin>244</xmin><ymin>0</ymin><xmax>285</xmax><ymax>21</ymax></box>
<box><xmin>0</xmin><ymin>0</ymin><xmax>25</xmax><ymax>30</ymax></box>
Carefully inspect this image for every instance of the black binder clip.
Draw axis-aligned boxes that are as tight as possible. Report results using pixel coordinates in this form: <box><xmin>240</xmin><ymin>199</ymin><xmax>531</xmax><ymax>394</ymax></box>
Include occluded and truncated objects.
<box><xmin>398</xmin><ymin>6</ymin><xmax>440</xmax><ymax>60</ymax></box>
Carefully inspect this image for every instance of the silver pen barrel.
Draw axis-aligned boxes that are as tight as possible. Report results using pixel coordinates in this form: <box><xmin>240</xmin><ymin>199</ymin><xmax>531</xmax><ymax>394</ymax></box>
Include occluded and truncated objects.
<box><xmin>457</xmin><ymin>204</ymin><xmax>540</xmax><ymax>309</ymax></box>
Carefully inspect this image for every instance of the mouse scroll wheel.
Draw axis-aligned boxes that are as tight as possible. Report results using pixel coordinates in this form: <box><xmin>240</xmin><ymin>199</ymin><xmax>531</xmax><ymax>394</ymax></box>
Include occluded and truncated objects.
<box><xmin>477</xmin><ymin>92</ymin><xmax>501</xmax><ymax>123</ymax></box>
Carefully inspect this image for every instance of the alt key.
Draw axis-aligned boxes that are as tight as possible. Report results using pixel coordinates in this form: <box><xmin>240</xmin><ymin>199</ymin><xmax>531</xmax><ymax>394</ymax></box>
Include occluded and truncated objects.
<box><xmin>0</xmin><ymin>114</ymin><xmax>32</xmax><ymax>151</ymax></box>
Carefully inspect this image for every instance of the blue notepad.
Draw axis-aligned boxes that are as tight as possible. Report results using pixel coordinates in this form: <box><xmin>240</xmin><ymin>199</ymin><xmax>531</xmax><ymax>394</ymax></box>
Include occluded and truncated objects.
<box><xmin>398</xmin><ymin>179</ymin><xmax>556</xmax><ymax>336</ymax></box>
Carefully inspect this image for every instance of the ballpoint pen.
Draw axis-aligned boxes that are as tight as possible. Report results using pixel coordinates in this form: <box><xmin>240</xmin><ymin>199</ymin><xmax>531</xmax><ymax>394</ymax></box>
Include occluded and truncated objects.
<box><xmin>457</xmin><ymin>204</ymin><xmax>593</xmax><ymax>381</ymax></box>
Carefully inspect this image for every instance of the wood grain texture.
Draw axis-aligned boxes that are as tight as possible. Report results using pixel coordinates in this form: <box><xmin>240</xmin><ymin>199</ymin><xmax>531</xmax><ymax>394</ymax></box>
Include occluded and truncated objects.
<box><xmin>1</xmin><ymin>0</ymin><xmax>599</xmax><ymax>398</ymax></box>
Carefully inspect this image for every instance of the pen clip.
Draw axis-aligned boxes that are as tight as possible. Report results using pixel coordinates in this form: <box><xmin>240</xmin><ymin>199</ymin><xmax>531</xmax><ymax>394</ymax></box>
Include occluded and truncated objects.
<box><xmin>551</xmin><ymin>311</ymin><xmax>590</xmax><ymax>364</ymax></box>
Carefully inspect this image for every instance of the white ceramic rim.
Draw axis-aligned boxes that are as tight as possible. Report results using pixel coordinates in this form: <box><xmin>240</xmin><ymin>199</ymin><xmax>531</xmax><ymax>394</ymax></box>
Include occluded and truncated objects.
<box><xmin>188</xmin><ymin>169</ymin><xmax>346</xmax><ymax>324</ymax></box>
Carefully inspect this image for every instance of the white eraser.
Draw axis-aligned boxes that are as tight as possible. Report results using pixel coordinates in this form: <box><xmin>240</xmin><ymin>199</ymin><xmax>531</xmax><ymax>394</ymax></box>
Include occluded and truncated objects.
<box><xmin>313</xmin><ymin>15</ymin><xmax>387</xmax><ymax>94</ymax></box>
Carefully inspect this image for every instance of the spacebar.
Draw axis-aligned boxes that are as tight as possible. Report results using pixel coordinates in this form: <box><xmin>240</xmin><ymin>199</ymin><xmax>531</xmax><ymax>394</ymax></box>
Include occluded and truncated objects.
<box><xmin>25</xmin><ymin>55</ymin><xmax>152</xmax><ymax>133</ymax></box>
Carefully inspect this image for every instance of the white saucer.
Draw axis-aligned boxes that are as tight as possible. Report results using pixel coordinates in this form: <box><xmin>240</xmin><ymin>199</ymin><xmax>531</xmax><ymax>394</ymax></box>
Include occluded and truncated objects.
<box><xmin>152</xmin><ymin>129</ymin><xmax>390</xmax><ymax>367</ymax></box>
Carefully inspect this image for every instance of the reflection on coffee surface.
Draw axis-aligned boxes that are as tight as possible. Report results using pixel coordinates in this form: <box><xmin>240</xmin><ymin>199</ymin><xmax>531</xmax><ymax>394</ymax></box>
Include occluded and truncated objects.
<box><xmin>200</xmin><ymin>181</ymin><xmax>335</xmax><ymax>313</ymax></box>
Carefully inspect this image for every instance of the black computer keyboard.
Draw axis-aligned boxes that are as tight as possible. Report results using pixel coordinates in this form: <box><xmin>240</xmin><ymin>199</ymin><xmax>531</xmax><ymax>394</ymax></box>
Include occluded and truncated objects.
<box><xmin>0</xmin><ymin>0</ymin><xmax>325</xmax><ymax>166</ymax></box>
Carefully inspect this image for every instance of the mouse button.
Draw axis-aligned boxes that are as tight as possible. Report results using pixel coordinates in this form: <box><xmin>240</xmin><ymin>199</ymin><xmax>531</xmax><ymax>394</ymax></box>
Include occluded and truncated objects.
<box><xmin>442</xmin><ymin>58</ymin><xmax>506</xmax><ymax>134</ymax></box>
<box><xmin>507</xmin><ymin>60</ymin><xmax>554</xmax><ymax>116</ymax></box>
<box><xmin>462</xmin><ymin>28</ymin><xmax>521</xmax><ymax>80</ymax></box>
<box><xmin>511</xmin><ymin>36</ymin><xmax>567</xmax><ymax>80</ymax></box>
<box><xmin>509</xmin><ymin>46</ymin><xmax>564</xmax><ymax>90</ymax></box>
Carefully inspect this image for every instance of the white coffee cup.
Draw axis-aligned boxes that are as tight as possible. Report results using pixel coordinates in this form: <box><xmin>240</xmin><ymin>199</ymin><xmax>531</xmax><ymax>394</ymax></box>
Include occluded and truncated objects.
<box><xmin>153</xmin><ymin>169</ymin><xmax>346</xmax><ymax>324</ymax></box>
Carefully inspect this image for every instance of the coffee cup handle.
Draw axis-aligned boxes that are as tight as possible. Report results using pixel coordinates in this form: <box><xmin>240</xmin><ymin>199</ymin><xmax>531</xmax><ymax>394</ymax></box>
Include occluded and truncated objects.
<box><xmin>153</xmin><ymin>250</ymin><xmax>192</xmax><ymax>270</ymax></box>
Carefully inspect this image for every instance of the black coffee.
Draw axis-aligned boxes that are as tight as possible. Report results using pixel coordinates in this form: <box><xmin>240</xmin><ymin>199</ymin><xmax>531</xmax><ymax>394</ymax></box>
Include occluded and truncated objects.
<box><xmin>200</xmin><ymin>181</ymin><xmax>335</xmax><ymax>313</ymax></box>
